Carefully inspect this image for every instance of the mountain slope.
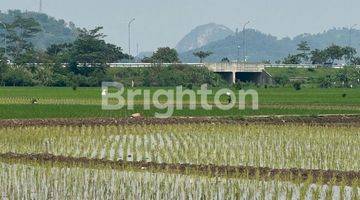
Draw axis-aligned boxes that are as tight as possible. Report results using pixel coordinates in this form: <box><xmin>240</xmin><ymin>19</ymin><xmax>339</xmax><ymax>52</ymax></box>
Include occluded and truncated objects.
<box><xmin>179</xmin><ymin>27</ymin><xmax>360</xmax><ymax>63</ymax></box>
<box><xmin>0</xmin><ymin>10</ymin><xmax>78</xmax><ymax>50</ymax></box>
<box><xmin>176</xmin><ymin>23</ymin><xmax>234</xmax><ymax>53</ymax></box>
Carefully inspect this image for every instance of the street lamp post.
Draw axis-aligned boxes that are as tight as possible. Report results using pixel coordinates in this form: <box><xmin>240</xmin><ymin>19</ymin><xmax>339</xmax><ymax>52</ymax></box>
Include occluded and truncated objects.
<box><xmin>349</xmin><ymin>24</ymin><xmax>357</xmax><ymax>48</ymax></box>
<box><xmin>128</xmin><ymin>18</ymin><xmax>135</xmax><ymax>56</ymax></box>
<box><xmin>243</xmin><ymin>21</ymin><xmax>250</xmax><ymax>63</ymax></box>
<box><xmin>0</xmin><ymin>21</ymin><xmax>7</xmax><ymax>58</ymax></box>
<box><xmin>237</xmin><ymin>45</ymin><xmax>241</xmax><ymax>64</ymax></box>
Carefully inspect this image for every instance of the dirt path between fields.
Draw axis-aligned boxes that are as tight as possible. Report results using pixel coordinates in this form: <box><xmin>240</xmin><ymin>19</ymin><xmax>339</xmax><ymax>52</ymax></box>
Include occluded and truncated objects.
<box><xmin>0</xmin><ymin>115</ymin><xmax>359</xmax><ymax>127</ymax></box>
<box><xmin>0</xmin><ymin>153</ymin><xmax>358</xmax><ymax>185</ymax></box>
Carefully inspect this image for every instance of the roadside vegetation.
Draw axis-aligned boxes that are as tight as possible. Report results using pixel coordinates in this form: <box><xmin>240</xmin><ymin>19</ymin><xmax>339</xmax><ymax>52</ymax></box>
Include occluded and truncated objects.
<box><xmin>1</xmin><ymin>13</ymin><xmax>359</xmax><ymax>89</ymax></box>
<box><xmin>267</xmin><ymin>66</ymin><xmax>360</xmax><ymax>88</ymax></box>
<box><xmin>280</xmin><ymin>41</ymin><xmax>360</xmax><ymax>66</ymax></box>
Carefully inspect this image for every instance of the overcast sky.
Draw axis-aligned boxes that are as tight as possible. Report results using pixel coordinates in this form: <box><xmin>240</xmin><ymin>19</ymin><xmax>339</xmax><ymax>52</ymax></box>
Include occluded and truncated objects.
<box><xmin>1</xmin><ymin>0</ymin><xmax>359</xmax><ymax>54</ymax></box>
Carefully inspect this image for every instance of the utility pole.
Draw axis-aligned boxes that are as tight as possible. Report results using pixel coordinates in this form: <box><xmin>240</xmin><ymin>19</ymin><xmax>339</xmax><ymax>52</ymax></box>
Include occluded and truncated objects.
<box><xmin>136</xmin><ymin>43</ymin><xmax>139</xmax><ymax>62</ymax></box>
<box><xmin>136</xmin><ymin>43</ymin><xmax>139</xmax><ymax>57</ymax></box>
<box><xmin>243</xmin><ymin>21</ymin><xmax>250</xmax><ymax>63</ymax></box>
<box><xmin>128</xmin><ymin>18</ymin><xmax>135</xmax><ymax>56</ymax></box>
<box><xmin>235</xmin><ymin>28</ymin><xmax>239</xmax><ymax>64</ymax></box>
<box><xmin>0</xmin><ymin>21</ymin><xmax>7</xmax><ymax>58</ymax></box>
<box><xmin>39</xmin><ymin>0</ymin><xmax>43</xmax><ymax>13</ymax></box>
<box><xmin>237</xmin><ymin>45</ymin><xmax>240</xmax><ymax>65</ymax></box>
<box><xmin>349</xmin><ymin>24</ymin><xmax>357</xmax><ymax>47</ymax></box>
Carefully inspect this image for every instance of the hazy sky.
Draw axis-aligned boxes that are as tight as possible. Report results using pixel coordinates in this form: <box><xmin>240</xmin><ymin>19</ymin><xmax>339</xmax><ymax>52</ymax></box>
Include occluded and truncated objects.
<box><xmin>1</xmin><ymin>0</ymin><xmax>359</xmax><ymax>54</ymax></box>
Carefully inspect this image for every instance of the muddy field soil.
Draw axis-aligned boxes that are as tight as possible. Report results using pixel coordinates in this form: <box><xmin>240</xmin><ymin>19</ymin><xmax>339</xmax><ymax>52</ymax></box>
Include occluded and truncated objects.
<box><xmin>0</xmin><ymin>115</ymin><xmax>359</xmax><ymax>127</ymax></box>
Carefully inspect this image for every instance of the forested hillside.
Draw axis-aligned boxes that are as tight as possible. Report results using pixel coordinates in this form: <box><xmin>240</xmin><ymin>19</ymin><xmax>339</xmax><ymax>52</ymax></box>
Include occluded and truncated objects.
<box><xmin>179</xmin><ymin>28</ymin><xmax>360</xmax><ymax>63</ymax></box>
<box><xmin>0</xmin><ymin>10</ymin><xmax>78</xmax><ymax>50</ymax></box>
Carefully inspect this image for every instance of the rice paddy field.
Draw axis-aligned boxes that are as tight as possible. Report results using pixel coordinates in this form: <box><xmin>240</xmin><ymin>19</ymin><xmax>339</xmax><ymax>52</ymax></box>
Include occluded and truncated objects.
<box><xmin>0</xmin><ymin>87</ymin><xmax>359</xmax><ymax>119</ymax></box>
<box><xmin>0</xmin><ymin>86</ymin><xmax>359</xmax><ymax>199</ymax></box>
<box><xmin>0</xmin><ymin>122</ymin><xmax>359</xmax><ymax>199</ymax></box>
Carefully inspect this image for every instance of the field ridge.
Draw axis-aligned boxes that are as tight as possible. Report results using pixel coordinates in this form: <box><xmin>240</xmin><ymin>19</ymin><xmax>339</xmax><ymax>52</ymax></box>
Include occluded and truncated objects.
<box><xmin>0</xmin><ymin>115</ymin><xmax>359</xmax><ymax>127</ymax></box>
<box><xmin>1</xmin><ymin>152</ymin><xmax>359</xmax><ymax>185</ymax></box>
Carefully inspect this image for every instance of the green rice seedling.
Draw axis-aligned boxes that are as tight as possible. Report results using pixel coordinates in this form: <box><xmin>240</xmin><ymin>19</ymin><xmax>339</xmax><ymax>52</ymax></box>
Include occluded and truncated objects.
<box><xmin>0</xmin><ymin>122</ymin><xmax>358</xmax><ymax>199</ymax></box>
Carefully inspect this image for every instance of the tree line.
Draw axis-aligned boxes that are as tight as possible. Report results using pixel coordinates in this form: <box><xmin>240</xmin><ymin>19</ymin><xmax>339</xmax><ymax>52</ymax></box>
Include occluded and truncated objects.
<box><xmin>281</xmin><ymin>41</ymin><xmax>360</xmax><ymax>65</ymax></box>
<box><xmin>0</xmin><ymin>15</ymin><xmax>130</xmax><ymax>86</ymax></box>
<box><xmin>141</xmin><ymin>47</ymin><xmax>212</xmax><ymax>63</ymax></box>
<box><xmin>0</xmin><ymin>15</ymin><xmax>221</xmax><ymax>87</ymax></box>
<box><xmin>0</xmin><ymin>14</ymin><xmax>359</xmax><ymax>88</ymax></box>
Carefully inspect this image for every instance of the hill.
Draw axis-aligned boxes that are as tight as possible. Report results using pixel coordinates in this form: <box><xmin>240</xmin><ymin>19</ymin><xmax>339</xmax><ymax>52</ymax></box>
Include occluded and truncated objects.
<box><xmin>179</xmin><ymin>27</ymin><xmax>360</xmax><ymax>63</ymax></box>
<box><xmin>0</xmin><ymin>10</ymin><xmax>78</xmax><ymax>50</ymax></box>
<box><xmin>176</xmin><ymin>23</ymin><xmax>234</xmax><ymax>53</ymax></box>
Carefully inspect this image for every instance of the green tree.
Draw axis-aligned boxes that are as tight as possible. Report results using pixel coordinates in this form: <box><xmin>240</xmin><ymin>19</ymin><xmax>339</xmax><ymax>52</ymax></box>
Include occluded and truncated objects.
<box><xmin>0</xmin><ymin>10</ymin><xmax>79</xmax><ymax>50</ymax></box>
<box><xmin>34</xmin><ymin>65</ymin><xmax>54</xmax><ymax>86</ymax></box>
<box><xmin>150</xmin><ymin>47</ymin><xmax>180</xmax><ymax>63</ymax></box>
<box><xmin>310</xmin><ymin>49</ymin><xmax>328</xmax><ymax>65</ymax></box>
<box><xmin>324</xmin><ymin>44</ymin><xmax>344</xmax><ymax>64</ymax></box>
<box><xmin>0</xmin><ymin>52</ymin><xmax>8</xmax><ymax>86</ymax></box>
<box><xmin>221</xmin><ymin>57</ymin><xmax>230</xmax><ymax>62</ymax></box>
<box><xmin>342</xmin><ymin>46</ymin><xmax>357</xmax><ymax>64</ymax></box>
<box><xmin>193</xmin><ymin>51</ymin><xmax>213</xmax><ymax>63</ymax></box>
<box><xmin>351</xmin><ymin>57</ymin><xmax>360</xmax><ymax>65</ymax></box>
<box><xmin>46</xmin><ymin>43</ymin><xmax>73</xmax><ymax>63</ymax></box>
<box><xmin>6</xmin><ymin>16</ymin><xmax>41</xmax><ymax>62</ymax></box>
<box><xmin>297</xmin><ymin>41</ymin><xmax>311</xmax><ymax>62</ymax></box>
<box><xmin>67</xmin><ymin>27</ymin><xmax>129</xmax><ymax>76</ymax></box>
<box><xmin>141</xmin><ymin>56</ymin><xmax>153</xmax><ymax>63</ymax></box>
<box><xmin>282</xmin><ymin>54</ymin><xmax>301</xmax><ymax>64</ymax></box>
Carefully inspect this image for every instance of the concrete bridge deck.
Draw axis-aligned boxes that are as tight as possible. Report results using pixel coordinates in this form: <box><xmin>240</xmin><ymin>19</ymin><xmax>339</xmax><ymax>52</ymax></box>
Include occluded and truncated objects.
<box><xmin>206</xmin><ymin>63</ymin><xmax>269</xmax><ymax>84</ymax></box>
<box><xmin>109</xmin><ymin>62</ymin><xmax>265</xmax><ymax>72</ymax></box>
<box><xmin>109</xmin><ymin>62</ymin><xmax>269</xmax><ymax>84</ymax></box>
<box><xmin>206</xmin><ymin>63</ymin><xmax>265</xmax><ymax>72</ymax></box>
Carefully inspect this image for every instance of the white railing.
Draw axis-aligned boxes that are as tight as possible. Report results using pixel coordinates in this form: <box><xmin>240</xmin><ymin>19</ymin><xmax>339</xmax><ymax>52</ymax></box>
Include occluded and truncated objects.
<box><xmin>206</xmin><ymin>63</ymin><xmax>265</xmax><ymax>72</ymax></box>
<box><xmin>108</xmin><ymin>63</ymin><xmax>205</xmax><ymax>68</ymax></box>
<box><xmin>7</xmin><ymin>62</ymin><xmax>359</xmax><ymax>70</ymax></box>
<box><xmin>264</xmin><ymin>64</ymin><xmax>317</xmax><ymax>68</ymax></box>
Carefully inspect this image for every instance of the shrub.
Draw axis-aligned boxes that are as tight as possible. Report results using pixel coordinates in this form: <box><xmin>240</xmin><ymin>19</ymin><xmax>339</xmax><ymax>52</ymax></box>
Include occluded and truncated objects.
<box><xmin>273</xmin><ymin>75</ymin><xmax>290</xmax><ymax>86</ymax></box>
<box><xmin>3</xmin><ymin>67</ymin><xmax>35</xmax><ymax>86</ymax></box>
<box><xmin>307</xmin><ymin>68</ymin><xmax>316</xmax><ymax>72</ymax></box>
<box><xmin>318</xmin><ymin>76</ymin><xmax>333</xmax><ymax>88</ymax></box>
<box><xmin>293</xmin><ymin>81</ymin><xmax>302</xmax><ymax>90</ymax></box>
<box><xmin>112</xmin><ymin>65</ymin><xmax>227</xmax><ymax>87</ymax></box>
<box><xmin>72</xmin><ymin>85</ymin><xmax>78</xmax><ymax>91</ymax></box>
<box><xmin>50</xmin><ymin>74</ymin><xmax>71</xmax><ymax>87</ymax></box>
<box><xmin>233</xmin><ymin>82</ymin><xmax>244</xmax><ymax>90</ymax></box>
<box><xmin>186</xmin><ymin>83</ymin><xmax>193</xmax><ymax>90</ymax></box>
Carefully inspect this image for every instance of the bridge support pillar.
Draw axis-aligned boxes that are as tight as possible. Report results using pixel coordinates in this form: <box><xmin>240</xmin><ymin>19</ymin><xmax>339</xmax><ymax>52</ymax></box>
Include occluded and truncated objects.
<box><xmin>218</xmin><ymin>72</ymin><xmax>234</xmax><ymax>84</ymax></box>
<box><xmin>232</xmin><ymin>71</ymin><xmax>236</xmax><ymax>84</ymax></box>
